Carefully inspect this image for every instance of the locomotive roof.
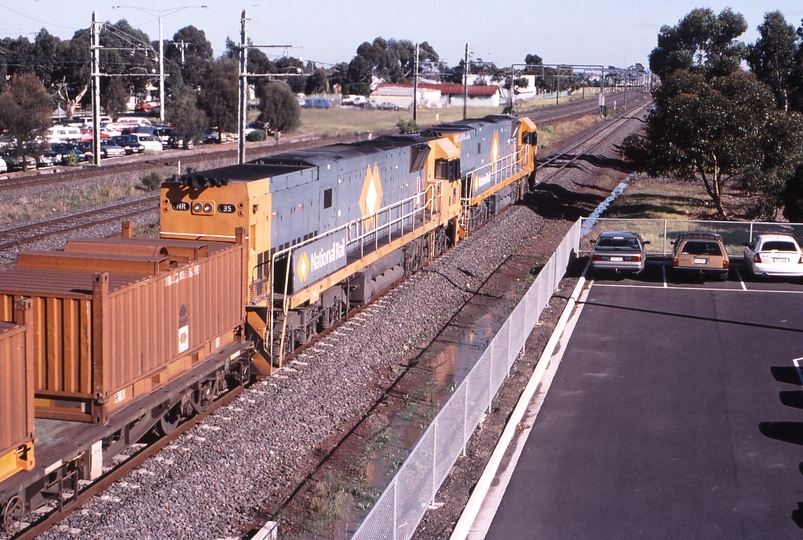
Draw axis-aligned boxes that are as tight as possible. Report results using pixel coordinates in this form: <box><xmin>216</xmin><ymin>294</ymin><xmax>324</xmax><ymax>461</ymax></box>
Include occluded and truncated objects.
<box><xmin>422</xmin><ymin>114</ymin><xmax>517</xmax><ymax>135</ymax></box>
<box><xmin>251</xmin><ymin>133</ymin><xmax>433</xmax><ymax>167</ymax></box>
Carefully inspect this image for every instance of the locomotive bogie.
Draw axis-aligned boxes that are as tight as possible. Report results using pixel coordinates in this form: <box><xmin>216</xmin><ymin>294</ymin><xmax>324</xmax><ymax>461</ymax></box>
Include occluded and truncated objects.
<box><xmin>0</xmin><ymin>237</ymin><xmax>247</xmax><ymax>424</ymax></box>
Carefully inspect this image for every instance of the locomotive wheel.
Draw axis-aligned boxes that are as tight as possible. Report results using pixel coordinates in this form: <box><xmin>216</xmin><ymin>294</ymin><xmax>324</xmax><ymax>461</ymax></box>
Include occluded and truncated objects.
<box><xmin>3</xmin><ymin>495</ymin><xmax>23</xmax><ymax>535</ymax></box>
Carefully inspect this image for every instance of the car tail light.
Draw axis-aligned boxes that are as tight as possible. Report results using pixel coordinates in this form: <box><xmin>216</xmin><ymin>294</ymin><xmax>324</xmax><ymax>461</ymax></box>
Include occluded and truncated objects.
<box><xmin>673</xmin><ymin>256</ymin><xmax>678</xmax><ymax>266</ymax></box>
<box><xmin>631</xmin><ymin>255</ymin><xmax>642</xmax><ymax>263</ymax></box>
<box><xmin>723</xmin><ymin>259</ymin><xmax>729</xmax><ymax>269</ymax></box>
<box><xmin>592</xmin><ymin>255</ymin><xmax>603</xmax><ymax>261</ymax></box>
<box><xmin>753</xmin><ymin>253</ymin><xmax>761</xmax><ymax>263</ymax></box>
<box><xmin>799</xmin><ymin>254</ymin><xmax>803</xmax><ymax>264</ymax></box>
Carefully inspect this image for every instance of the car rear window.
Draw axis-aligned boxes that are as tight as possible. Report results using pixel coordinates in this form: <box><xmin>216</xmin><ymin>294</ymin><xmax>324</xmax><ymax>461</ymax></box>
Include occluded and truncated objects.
<box><xmin>596</xmin><ymin>237</ymin><xmax>640</xmax><ymax>250</ymax></box>
<box><xmin>761</xmin><ymin>241</ymin><xmax>797</xmax><ymax>252</ymax></box>
<box><xmin>681</xmin><ymin>241</ymin><xmax>722</xmax><ymax>256</ymax></box>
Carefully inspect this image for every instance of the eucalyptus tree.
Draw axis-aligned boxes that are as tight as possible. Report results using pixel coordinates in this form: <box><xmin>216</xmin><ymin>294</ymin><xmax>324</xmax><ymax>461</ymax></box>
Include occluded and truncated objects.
<box><xmin>625</xmin><ymin>70</ymin><xmax>780</xmax><ymax>217</ymax></box>
<box><xmin>0</xmin><ymin>73</ymin><xmax>52</xmax><ymax>170</ymax></box>
<box><xmin>649</xmin><ymin>7</ymin><xmax>747</xmax><ymax>80</ymax></box>
<box><xmin>747</xmin><ymin>11</ymin><xmax>799</xmax><ymax>112</ymax></box>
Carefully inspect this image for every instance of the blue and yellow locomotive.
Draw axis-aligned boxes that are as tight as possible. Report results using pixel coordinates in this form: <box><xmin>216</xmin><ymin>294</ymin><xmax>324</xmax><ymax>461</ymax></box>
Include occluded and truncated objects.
<box><xmin>160</xmin><ymin>114</ymin><xmax>537</xmax><ymax>372</ymax></box>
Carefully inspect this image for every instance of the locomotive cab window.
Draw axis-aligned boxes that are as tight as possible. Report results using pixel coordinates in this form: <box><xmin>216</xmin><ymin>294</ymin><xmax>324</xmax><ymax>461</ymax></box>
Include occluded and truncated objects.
<box><xmin>435</xmin><ymin>158</ymin><xmax>461</xmax><ymax>181</ymax></box>
<box><xmin>523</xmin><ymin>132</ymin><xmax>538</xmax><ymax>146</ymax></box>
<box><xmin>323</xmin><ymin>188</ymin><xmax>333</xmax><ymax>209</ymax></box>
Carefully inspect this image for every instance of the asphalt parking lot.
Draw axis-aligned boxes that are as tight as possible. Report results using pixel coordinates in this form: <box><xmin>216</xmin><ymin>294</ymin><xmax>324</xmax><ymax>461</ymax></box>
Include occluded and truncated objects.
<box><xmin>486</xmin><ymin>261</ymin><xmax>803</xmax><ymax>539</ymax></box>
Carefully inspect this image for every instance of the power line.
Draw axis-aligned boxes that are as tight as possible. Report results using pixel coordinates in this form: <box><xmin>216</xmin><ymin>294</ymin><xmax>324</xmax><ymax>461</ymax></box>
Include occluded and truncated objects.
<box><xmin>0</xmin><ymin>3</ymin><xmax>80</xmax><ymax>31</ymax></box>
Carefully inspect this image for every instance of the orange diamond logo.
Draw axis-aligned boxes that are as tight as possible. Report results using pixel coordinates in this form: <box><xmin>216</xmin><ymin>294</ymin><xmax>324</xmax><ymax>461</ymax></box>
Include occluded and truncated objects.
<box><xmin>297</xmin><ymin>252</ymin><xmax>310</xmax><ymax>282</ymax></box>
<box><xmin>360</xmin><ymin>163</ymin><xmax>383</xmax><ymax>230</ymax></box>
<box><xmin>491</xmin><ymin>130</ymin><xmax>500</xmax><ymax>173</ymax></box>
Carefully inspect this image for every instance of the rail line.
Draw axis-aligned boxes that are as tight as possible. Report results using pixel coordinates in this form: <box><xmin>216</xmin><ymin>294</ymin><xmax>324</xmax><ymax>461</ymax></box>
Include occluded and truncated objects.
<box><xmin>10</xmin><ymin>384</ymin><xmax>246</xmax><ymax>540</ymax></box>
<box><xmin>0</xmin><ymin>197</ymin><xmax>158</xmax><ymax>251</ymax></box>
<box><xmin>536</xmin><ymin>101</ymin><xmax>651</xmax><ymax>184</ymax></box>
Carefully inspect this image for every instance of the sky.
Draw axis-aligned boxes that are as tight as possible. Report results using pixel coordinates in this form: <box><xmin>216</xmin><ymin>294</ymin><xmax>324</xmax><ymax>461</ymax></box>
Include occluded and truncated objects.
<box><xmin>1</xmin><ymin>1</ymin><xmax>802</xmax><ymax>71</ymax></box>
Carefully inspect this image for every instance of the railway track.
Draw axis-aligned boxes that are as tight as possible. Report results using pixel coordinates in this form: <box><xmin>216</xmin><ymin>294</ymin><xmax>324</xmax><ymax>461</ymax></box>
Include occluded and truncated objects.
<box><xmin>536</xmin><ymin>100</ymin><xmax>652</xmax><ymax>183</ymax></box>
<box><xmin>0</xmin><ymin>197</ymin><xmax>158</xmax><ymax>252</ymax></box>
<box><xmin>9</xmin><ymin>384</ymin><xmax>246</xmax><ymax>540</ymax></box>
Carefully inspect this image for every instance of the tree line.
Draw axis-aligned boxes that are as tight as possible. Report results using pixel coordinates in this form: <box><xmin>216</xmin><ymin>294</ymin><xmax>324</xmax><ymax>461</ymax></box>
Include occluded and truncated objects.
<box><xmin>624</xmin><ymin>8</ymin><xmax>803</xmax><ymax>221</ymax></box>
<box><xmin>0</xmin><ymin>19</ymin><xmax>563</xmax><ymax>160</ymax></box>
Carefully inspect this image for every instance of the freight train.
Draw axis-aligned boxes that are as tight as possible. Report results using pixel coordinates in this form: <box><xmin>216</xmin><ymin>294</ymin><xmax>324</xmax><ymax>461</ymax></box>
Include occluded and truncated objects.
<box><xmin>0</xmin><ymin>113</ymin><xmax>536</xmax><ymax>533</ymax></box>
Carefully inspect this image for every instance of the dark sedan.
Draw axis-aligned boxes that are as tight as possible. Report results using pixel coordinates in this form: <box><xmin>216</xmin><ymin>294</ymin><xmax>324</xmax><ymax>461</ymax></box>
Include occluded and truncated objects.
<box><xmin>112</xmin><ymin>135</ymin><xmax>145</xmax><ymax>154</ymax></box>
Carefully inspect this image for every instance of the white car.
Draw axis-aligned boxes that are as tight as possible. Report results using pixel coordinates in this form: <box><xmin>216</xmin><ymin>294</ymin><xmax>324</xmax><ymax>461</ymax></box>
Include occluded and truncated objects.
<box><xmin>132</xmin><ymin>133</ymin><xmax>163</xmax><ymax>152</ymax></box>
<box><xmin>743</xmin><ymin>234</ymin><xmax>803</xmax><ymax>277</ymax></box>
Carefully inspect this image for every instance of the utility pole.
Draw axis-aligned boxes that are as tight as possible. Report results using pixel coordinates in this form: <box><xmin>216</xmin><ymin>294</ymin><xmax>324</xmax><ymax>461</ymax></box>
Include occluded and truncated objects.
<box><xmin>237</xmin><ymin>9</ymin><xmax>248</xmax><ymax>164</ymax></box>
<box><xmin>175</xmin><ymin>40</ymin><xmax>188</xmax><ymax>64</ymax></box>
<box><xmin>463</xmin><ymin>43</ymin><xmax>468</xmax><ymax>120</ymax></box>
<box><xmin>91</xmin><ymin>11</ymin><xmax>101</xmax><ymax>166</ymax></box>
<box><xmin>413</xmin><ymin>43</ymin><xmax>418</xmax><ymax>124</ymax></box>
<box><xmin>508</xmin><ymin>66</ymin><xmax>514</xmax><ymax>110</ymax></box>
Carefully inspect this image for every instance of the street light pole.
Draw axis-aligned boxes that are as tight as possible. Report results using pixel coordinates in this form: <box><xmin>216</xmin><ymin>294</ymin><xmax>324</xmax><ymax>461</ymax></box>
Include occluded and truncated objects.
<box><xmin>112</xmin><ymin>5</ymin><xmax>207</xmax><ymax>123</ymax></box>
<box><xmin>159</xmin><ymin>10</ymin><xmax>164</xmax><ymax>122</ymax></box>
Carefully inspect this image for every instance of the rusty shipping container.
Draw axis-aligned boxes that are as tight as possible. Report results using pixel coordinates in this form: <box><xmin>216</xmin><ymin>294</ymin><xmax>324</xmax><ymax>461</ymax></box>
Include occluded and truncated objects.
<box><xmin>0</xmin><ymin>299</ymin><xmax>35</xmax><ymax>482</ymax></box>
<box><xmin>0</xmin><ymin>235</ymin><xmax>247</xmax><ymax>423</ymax></box>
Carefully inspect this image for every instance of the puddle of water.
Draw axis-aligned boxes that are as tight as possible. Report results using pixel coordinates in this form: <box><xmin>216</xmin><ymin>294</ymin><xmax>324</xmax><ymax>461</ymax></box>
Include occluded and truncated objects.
<box><xmin>580</xmin><ymin>173</ymin><xmax>635</xmax><ymax>238</ymax></box>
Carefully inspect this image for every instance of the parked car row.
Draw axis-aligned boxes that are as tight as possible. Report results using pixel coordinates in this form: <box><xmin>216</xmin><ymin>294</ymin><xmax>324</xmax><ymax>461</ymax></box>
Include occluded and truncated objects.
<box><xmin>590</xmin><ymin>231</ymin><xmax>803</xmax><ymax>281</ymax></box>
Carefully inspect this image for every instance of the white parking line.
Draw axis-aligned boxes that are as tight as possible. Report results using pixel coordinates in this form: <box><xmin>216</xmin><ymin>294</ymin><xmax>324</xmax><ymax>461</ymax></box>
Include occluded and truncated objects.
<box><xmin>793</xmin><ymin>357</ymin><xmax>803</xmax><ymax>386</ymax></box>
<box><xmin>593</xmin><ymin>282</ymin><xmax>803</xmax><ymax>294</ymax></box>
<box><xmin>734</xmin><ymin>268</ymin><xmax>748</xmax><ymax>291</ymax></box>
<box><xmin>662</xmin><ymin>265</ymin><xmax>667</xmax><ymax>288</ymax></box>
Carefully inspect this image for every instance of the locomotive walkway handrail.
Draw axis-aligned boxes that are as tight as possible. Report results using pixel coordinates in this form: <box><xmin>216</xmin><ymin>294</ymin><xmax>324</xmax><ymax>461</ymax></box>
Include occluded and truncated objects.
<box><xmin>460</xmin><ymin>146</ymin><xmax>532</xmax><ymax>234</ymax></box>
<box><xmin>464</xmin><ymin>146</ymin><xmax>530</xmax><ymax>201</ymax></box>
<box><xmin>266</xmin><ymin>180</ymin><xmax>444</xmax><ymax>365</ymax></box>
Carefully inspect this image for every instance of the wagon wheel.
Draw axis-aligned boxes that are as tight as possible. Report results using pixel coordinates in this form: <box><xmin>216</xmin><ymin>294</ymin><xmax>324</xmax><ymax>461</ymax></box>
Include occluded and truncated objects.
<box><xmin>190</xmin><ymin>381</ymin><xmax>216</xmax><ymax>413</ymax></box>
<box><xmin>158</xmin><ymin>404</ymin><xmax>182</xmax><ymax>436</ymax></box>
<box><xmin>3</xmin><ymin>495</ymin><xmax>24</xmax><ymax>535</ymax></box>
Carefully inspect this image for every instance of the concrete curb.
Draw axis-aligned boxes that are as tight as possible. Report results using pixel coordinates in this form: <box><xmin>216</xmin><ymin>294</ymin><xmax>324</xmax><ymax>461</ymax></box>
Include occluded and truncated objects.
<box><xmin>449</xmin><ymin>270</ymin><xmax>589</xmax><ymax>540</ymax></box>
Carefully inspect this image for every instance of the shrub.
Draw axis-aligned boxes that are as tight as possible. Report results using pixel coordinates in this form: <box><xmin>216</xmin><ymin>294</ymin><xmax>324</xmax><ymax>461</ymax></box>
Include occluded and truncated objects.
<box><xmin>246</xmin><ymin>129</ymin><xmax>267</xmax><ymax>142</ymax></box>
<box><xmin>63</xmin><ymin>151</ymin><xmax>79</xmax><ymax>166</ymax></box>
<box><xmin>141</xmin><ymin>172</ymin><xmax>163</xmax><ymax>191</ymax></box>
<box><xmin>397</xmin><ymin>118</ymin><xmax>418</xmax><ymax>134</ymax></box>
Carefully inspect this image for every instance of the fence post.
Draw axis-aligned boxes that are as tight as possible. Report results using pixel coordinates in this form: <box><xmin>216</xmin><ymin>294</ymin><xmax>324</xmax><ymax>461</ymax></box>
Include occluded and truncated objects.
<box><xmin>393</xmin><ymin>479</ymin><xmax>398</xmax><ymax>540</ymax></box>
<box><xmin>432</xmin><ymin>418</ymin><xmax>437</xmax><ymax>506</ymax></box>
<box><xmin>663</xmin><ymin>220</ymin><xmax>668</xmax><ymax>255</ymax></box>
<box><xmin>463</xmin><ymin>380</ymin><xmax>468</xmax><ymax>456</ymax></box>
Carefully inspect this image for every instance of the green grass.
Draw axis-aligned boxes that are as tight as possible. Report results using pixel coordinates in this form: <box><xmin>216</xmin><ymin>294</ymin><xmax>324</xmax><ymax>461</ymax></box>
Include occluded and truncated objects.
<box><xmin>294</xmin><ymin>94</ymin><xmax>590</xmax><ymax>138</ymax></box>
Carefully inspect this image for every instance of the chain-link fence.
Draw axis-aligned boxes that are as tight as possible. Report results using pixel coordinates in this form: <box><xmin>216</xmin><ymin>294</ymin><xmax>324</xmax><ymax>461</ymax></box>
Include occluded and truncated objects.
<box><xmin>352</xmin><ymin>220</ymin><xmax>581</xmax><ymax>540</ymax></box>
<box><xmin>579</xmin><ymin>217</ymin><xmax>803</xmax><ymax>257</ymax></box>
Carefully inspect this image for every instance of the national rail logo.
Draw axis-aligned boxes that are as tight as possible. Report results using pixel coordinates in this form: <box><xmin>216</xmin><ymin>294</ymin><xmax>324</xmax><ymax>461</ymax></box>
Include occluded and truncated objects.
<box><xmin>296</xmin><ymin>237</ymin><xmax>347</xmax><ymax>284</ymax></box>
